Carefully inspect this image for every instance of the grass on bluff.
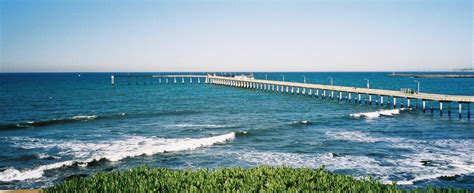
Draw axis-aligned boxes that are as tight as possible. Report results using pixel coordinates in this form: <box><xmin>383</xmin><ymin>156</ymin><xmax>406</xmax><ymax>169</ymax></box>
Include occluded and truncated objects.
<box><xmin>46</xmin><ymin>166</ymin><xmax>468</xmax><ymax>192</ymax></box>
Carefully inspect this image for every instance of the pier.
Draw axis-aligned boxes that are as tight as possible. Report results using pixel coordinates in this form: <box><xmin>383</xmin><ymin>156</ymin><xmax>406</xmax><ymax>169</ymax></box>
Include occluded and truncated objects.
<box><xmin>111</xmin><ymin>74</ymin><xmax>474</xmax><ymax>119</ymax></box>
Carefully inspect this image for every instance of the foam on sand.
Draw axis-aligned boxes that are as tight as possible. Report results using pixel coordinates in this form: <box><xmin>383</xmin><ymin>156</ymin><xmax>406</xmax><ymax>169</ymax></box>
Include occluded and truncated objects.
<box><xmin>0</xmin><ymin>132</ymin><xmax>235</xmax><ymax>182</ymax></box>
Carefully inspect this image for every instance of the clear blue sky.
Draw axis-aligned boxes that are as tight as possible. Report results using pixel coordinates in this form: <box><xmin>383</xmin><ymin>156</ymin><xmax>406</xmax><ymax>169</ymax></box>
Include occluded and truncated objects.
<box><xmin>0</xmin><ymin>0</ymin><xmax>472</xmax><ymax>72</ymax></box>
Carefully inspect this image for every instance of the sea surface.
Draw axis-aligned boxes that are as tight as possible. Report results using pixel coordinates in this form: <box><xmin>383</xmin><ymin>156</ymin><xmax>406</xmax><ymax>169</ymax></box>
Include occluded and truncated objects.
<box><xmin>0</xmin><ymin>72</ymin><xmax>473</xmax><ymax>190</ymax></box>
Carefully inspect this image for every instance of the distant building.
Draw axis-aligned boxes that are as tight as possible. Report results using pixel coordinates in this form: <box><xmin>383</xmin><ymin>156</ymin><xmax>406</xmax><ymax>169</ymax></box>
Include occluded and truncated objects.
<box><xmin>234</xmin><ymin>74</ymin><xmax>255</xmax><ymax>79</ymax></box>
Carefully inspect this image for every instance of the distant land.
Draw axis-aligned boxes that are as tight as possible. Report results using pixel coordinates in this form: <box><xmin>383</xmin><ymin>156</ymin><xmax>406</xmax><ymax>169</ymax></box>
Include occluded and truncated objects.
<box><xmin>452</xmin><ymin>68</ymin><xmax>474</xmax><ymax>72</ymax></box>
<box><xmin>387</xmin><ymin>72</ymin><xmax>474</xmax><ymax>78</ymax></box>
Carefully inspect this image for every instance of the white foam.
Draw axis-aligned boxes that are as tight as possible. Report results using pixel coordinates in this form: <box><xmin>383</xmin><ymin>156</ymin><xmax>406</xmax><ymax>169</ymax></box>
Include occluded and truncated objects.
<box><xmin>237</xmin><ymin>131</ymin><xmax>474</xmax><ymax>185</ymax></box>
<box><xmin>71</xmin><ymin>115</ymin><xmax>97</xmax><ymax>120</ymax></box>
<box><xmin>0</xmin><ymin>132</ymin><xmax>235</xmax><ymax>182</ymax></box>
<box><xmin>0</xmin><ymin>161</ymin><xmax>75</xmax><ymax>181</ymax></box>
<box><xmin>37</xmin><ymin>153</ymin><xmax>60</xmax><ymax>160</ymax></box>
<box><xmin>325</xmin><ymin>131</ymin><xmax>401</xmax><ymax>143</ymax></box>
<box><xmin>350</xmin><ymin>108</ymin><xmax>406</xmax><ymax>119</ymax></box>
<box><xmin>236</xmin><ymin>151</ymin><xmax>387</xmax><ymax>178</ymax></box>
<box><xmin>171</xmin><ymin>124</ymin><xmax>228</xmax><ymax>129</ymax></box>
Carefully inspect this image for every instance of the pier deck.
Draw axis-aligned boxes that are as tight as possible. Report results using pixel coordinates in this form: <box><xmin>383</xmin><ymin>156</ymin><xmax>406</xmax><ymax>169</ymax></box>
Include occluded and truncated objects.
<box><xmin>209</xmin><ymin>75</ymin><xmax>474</xmax><ymax>103</ymax></box>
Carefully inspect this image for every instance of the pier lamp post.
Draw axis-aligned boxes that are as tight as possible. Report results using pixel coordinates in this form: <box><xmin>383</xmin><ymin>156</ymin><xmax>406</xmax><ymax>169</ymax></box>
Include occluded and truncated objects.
<box><xmin>328</xmin><ymin>77</ymin><xmax>333</xmax><ymax>85</ymax></box>
<box><xmin>364</xmin><ymin>78</ymin><xmax>370</xmax><ymax>89</ymax></box>
<box><xmin>301</xmin><ymin>75</ymin><xmax>306</xmax><ymax>83</ymax></box>
<box><xmin>280</xmin><ymin>75</ymin><xmax>285</xmax><ymax>82</ymax></box>
<box><xmin>414</xmin><ymin>80</ymin><xmax>420</xmax><ymax>94</ymax></box>
<box><xmin>265</xmin><ymin>74</ymin><xmax>268</xmax><ymax>80</ymax></box>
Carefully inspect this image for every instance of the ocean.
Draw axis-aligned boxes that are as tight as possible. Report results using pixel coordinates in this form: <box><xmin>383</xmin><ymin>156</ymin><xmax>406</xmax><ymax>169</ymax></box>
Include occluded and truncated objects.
<box><xmin>0</xmin><ymin>72</ymin><xmax>473</xmax><ymax>190</ymax></box>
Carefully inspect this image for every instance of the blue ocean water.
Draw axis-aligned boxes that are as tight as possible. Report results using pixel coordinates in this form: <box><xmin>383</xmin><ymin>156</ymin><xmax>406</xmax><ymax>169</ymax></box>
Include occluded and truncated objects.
<box><xmin>0</xmin><ymin>72</ymin><xmax>473</xmax><ymax>190</ymax></box>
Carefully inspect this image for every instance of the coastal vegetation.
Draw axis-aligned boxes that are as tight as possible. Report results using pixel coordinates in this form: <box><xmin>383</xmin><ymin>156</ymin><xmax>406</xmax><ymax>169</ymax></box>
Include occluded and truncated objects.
<box><xmin>45</xmin><ymin>166</ymin><xmax>468</xmax><ymax>192</ymax></box>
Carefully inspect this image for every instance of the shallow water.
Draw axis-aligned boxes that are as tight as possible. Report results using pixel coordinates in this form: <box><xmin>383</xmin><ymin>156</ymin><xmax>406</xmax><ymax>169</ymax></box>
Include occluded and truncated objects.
<box><xmin>0</xmin><ymin>72</ymin><xmax>473</xmax><ymax>190</ymax></box>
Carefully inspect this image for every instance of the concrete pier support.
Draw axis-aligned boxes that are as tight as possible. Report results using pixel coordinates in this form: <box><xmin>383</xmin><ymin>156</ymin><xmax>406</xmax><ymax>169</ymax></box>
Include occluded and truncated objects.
<box><xmin>302</xmin><ymin>88</ymin><xmax>306</xmax><ymax>96</ymax></box>
<box><xmin>281</xmin><ymin>86</ymin><xmax>284</xmax><ymax>93</ymax></box>
<box><xmin>431</xmin><ymin>101</ymin><xmax>434</xmax><ymax>114</ymax></box>
<box><xmin>308</xmin><ymin>89</ymin><xmax>312</xmax><ymax>97</ymax></box>
<box><xmin>286</xmin><ymin>86</ymin><xmax>289</xmax><ymax>93</ymax></box>
<box><xmin>166</xmin><ymin>78</ymin><xmax>169</xmax><ymax>84</ymax></box>
<box><xmin>407</xmin><ymin>99</ymin><xmax>411</xmax><ymax>108</ymax></box>
<box><xmin>338</xmin><ymin>92</ymin><xmax>342</xmax><ymax>101</ymax></box>
<box><xmin>458</xmin><ymin>103</ymin><xmax>462</xmax><ymax>118</ymax></box>
<box><xmin>198</xmin><ymin>78</ymin><xmax>201</xmax><ymax>84</ymax></box>
<box><xmin>323</xmin><ymin>90</ymin><xmax>326</xmax><ymax>99</ymax></box>
<box><xmin>190</xmin><ymin>77</ymin><xmax>193</xmax><ymax>84</ymax></box>
<box><xmin>466</xmin><ymin>103</ymin><xmax>471</xmax><ymax>119</ymax></box>
<box><xmin>393</xmin><ymin>97</ymin><xmax>397</xmax><ymax>108</ymax></box>
<box><xmin>369</xmin><ymin>95</ymin><xmax>372</xmax><ymax>105</ymax></box>
<box><xmin>358</xmin><ymin>94</ymin><xmax>361</xmax><ymax>104</ymax></box>
<box><xmin>440</xmin><ymin>102</ymin><xmax>443</xmax><ymax>116</ymax></box>
<box><xmin>316</xmin><ymin>89</ymin><xmax>319</xmax><ymax>98</ymax></box>
<box><xmin>448</xmin><ymin>102</ymin><xmax>451</xmax><ymax>116</ymax></box>
<box><xmin>297</xmin><ymin>87</ymin><xmax>300</xmax><ymax>95</ymax></box>
<box><xmin>348</xmin><ymin>93</ymin><xmax>352</xmax><ymax>102</ymax></box>
<box><xmin>272</xmin><ymin>85</ymin><xmax>275</xmax><ymax>92</ymax></box>
<box><xmin>331</xmin><ymin>91</ymin><xmax>334</xmax><ymax>100</ymax></box>
<box><xmin>159</xmin><ymin>78</ymin><xmax>162</xmax><ymax>84</ymax></box>
<box><xmin>380</xmin><ymin>96</ymin><xmax>384</xmax><ymax>106</ymax></box>
<box><xmin>422</xmin><ymin>100</ymin><xmax>426</xmax><ymax>113</ymax></box>
<box><xmin>276</xmin><ymin>85</ymin><xmax>279</xmax><ymax>92</ymax></box>
<box><xmin>111</xmin><ymin>75</ymin><xmax>115</xmax><ymax>85</ymax></box>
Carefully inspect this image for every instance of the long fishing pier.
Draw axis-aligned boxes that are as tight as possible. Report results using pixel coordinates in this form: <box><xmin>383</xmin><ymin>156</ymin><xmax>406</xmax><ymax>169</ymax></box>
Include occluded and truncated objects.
<box><xmin>112</xmin><ymin>74</ymin><xmax>473</xmax><ymax>119</ymax></box>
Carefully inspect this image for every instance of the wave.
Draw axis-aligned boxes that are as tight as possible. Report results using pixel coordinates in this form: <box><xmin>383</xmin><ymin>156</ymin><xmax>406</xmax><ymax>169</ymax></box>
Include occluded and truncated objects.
<box><xmin>350</xmin><ymin>108</ymin><xmax>408</xmax><ymax>119</ymax></box>
<box><xmin>323</xmin><ymin>130</ymin><xmax>474</xmax><ymax>185</ymax></box>
<box><xmin>325</xmin><ymin>131</ymin><xmax>402</xmax><ymax>143</ymax></box>
<box><xmin>0</xmin><ymin>132</ymin><xmax>235</xmax><ymax>182</ymax></box>
<box><xmin>170</xmin><ymin>124</ymin><xmax>228</xmax><ymax>129</ymax></box>
<box><xmin>236</xmin><ymin>151</ymin><xmax>384</xmax><ymax>176</ymax></box>
<box><xmin>289</xmin><ymin>120</ymin><xmax>313</xmax><ymax>126</ymax></box>
<box><xmin>234</xmin><ymin>129</ymin><xmax>474</xmax><ymax>185</ymax></box>
<box><xmin>235</xmin><ymin>144</ymin><xmax>474</xmax><ymax>185</ymax></box>
<box><xmin>0</xmin><ymin>110</ymin><xmax>198</xmax><ymax>131</ymax></box>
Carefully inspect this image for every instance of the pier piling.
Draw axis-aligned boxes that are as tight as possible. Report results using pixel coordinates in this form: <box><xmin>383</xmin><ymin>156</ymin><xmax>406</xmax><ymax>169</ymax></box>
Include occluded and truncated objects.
<box><xmin>422</xmin><ymin>100</ymin><xmax>426</xmax><ymax>113</ymax></box>
<box><xmin>440</xmin><ymin>102</ymin><xmax>443</xmax><ymax>116</ymax></box>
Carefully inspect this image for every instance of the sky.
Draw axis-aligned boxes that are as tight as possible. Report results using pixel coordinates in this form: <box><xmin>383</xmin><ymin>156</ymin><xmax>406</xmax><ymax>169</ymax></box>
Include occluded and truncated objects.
<box><xmin>0</xmin><ymin>0</ymin><xmax>472</xmax><ymax>72</ymax></box>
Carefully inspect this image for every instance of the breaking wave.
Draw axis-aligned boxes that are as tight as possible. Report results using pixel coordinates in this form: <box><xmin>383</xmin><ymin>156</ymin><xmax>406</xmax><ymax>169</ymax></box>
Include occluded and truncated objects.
<box><xmin>325</xmin><ymin>131</ymin><xmax>402</xmax><ymax>143</ymax></box>
<box><xmin>170</xmin><ymin>124</ymin><xmax>228</xmax><ymax>129</ymax></box>
<box><xmin>0</xmin><ymin>132</ymin><xmax>235</xmax><ymax>182</ymax></box>
<box><xmin>0</xmin><ymin>111</ymin><xmax>199</xmax><ymax>131</ymax></box>
<box><xmin>350</xmin><ymin>108</ymin><xmax>408</xmax><ymax>119</ymax></box>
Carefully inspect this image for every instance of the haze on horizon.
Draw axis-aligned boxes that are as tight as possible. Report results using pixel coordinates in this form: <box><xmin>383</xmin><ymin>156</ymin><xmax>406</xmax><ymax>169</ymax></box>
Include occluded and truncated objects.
<box><xmin>0</xmin><ymin>0</ymin><xmax>472</xmax><ymax>72</ymax></box>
